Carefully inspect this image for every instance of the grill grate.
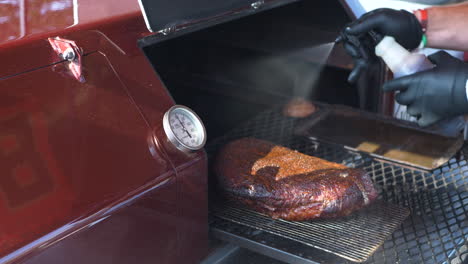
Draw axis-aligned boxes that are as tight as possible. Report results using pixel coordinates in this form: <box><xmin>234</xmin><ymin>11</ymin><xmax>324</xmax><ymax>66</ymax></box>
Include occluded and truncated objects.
<box><xmin>212</xmin><ymin>201</ymin><xmax>409</xmax><ymax>262</ymax></box>
<box><xmin>207</xmin><ymin>107</ymin><xmax>468</xmax><ymax>264</ymax></box>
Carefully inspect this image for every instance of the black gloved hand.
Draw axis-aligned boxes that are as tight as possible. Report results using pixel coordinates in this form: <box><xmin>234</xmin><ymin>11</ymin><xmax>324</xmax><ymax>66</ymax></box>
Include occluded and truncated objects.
<box><xmin>383</xmin><ymin>51</ymin><xmax>468</xmax><ymax>127</ymax></box>
<box><xmin>346</xmin><ymin>8</ymin><xmax>423</xmax><ymax>51</ymax></box>
<box><xmin>337</xmin><ymin>8</ymin><xmax>423</xmax><ymax>83</ymax></box>
<box><xmin>336</xmin><ymin>30</ymin><xmax>377</xmax><ymax>83</ymax></box>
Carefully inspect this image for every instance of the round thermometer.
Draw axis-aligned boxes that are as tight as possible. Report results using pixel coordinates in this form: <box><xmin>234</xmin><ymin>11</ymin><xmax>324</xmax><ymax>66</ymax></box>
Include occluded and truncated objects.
<box><xmin>163</xmin><ymin>105</ymin><xmax>207</xmax><ymax>152</ymax></box>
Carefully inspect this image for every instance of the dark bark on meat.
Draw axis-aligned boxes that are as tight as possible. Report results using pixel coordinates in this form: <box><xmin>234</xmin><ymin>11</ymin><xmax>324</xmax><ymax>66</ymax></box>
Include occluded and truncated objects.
<box><xmin>214</xmin><ymin>138</ymin><xmax>378</xmax><ymax>221</ymax></box>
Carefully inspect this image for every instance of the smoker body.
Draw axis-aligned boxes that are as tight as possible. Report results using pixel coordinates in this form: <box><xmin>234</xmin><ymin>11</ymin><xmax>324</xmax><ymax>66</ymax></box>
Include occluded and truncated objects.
<box><xmin>0</xmin><ymin>0</ymin><xmax>466</xmax><ymax>263</ymax></box>
<box><xmin>140</xmin><ymin>0</ymin><xmax>467</xmax><ymax>263</ymax></box>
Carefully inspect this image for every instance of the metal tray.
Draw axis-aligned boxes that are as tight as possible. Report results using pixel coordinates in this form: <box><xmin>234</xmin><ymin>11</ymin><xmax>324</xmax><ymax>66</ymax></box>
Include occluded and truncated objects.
<box><xmin>293</xmin><ymin>103</ymin><xmax>464</xmax><ymax>170</ymax></box>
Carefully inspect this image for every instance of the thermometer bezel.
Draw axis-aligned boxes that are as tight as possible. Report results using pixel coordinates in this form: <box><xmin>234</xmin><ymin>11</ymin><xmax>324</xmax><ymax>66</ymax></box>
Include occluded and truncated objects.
<box><xmin>162</xmin><ymin>105</ymin><xmax>207</xmax><ymax>152</ymax></box>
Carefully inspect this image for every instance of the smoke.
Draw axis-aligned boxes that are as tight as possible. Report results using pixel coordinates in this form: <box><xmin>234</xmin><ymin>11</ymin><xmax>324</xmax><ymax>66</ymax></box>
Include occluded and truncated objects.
<box><xmin>284</xmin><ymin>42</ymin><xmax>336</xmax><ymax>98</ymax></box>
<box><xmin>231</xmin><ymin>42</ymin><xmax>336</xmax><ymax>101</ymax></box>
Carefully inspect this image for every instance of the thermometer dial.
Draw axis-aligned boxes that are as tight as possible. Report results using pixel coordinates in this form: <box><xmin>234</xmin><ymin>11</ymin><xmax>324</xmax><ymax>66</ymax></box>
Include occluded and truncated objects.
<box><xmin>163</xmin><ymin>105</ymin><xmax>206</xmax><ymax>152</ymax></box>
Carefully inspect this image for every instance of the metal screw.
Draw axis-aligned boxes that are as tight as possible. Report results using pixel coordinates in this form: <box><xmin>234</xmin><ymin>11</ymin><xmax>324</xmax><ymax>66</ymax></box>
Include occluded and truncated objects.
<box><xmin>251</xmin><ymin>0</ymin><xmax>264</xmax><ymax>9</ymax></box>
<box><xmin>160</xmin><ymin>26</ymin><xmax>176</xmax><ymax>36</ymax></box>
<box><xmin>61</xmin><ymin>48</ymin><xmax>76</xmax><ymax>61</ymax></box>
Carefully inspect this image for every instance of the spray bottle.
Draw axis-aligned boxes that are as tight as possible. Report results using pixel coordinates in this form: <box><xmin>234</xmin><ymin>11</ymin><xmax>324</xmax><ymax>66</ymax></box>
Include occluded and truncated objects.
<box><xmin>375</xmin><ymin>36</ymin><xmax>433</xmax><ymax>78</ymax></box>
<box><xmin>374</xmin><ymin>36</ymin><xmax>433</xmax><ymax>121</ymax></box>
<box><xmin>375</xmin><ymin>36</ymin><xmax>465</xmax><ymax>135</ymax></box>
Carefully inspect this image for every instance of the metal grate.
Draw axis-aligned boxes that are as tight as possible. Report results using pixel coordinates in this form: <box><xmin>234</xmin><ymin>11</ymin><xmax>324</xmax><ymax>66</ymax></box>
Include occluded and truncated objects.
<box><xmin>207</xmin><ymin>108</ymin><xmax>468</xmax><ymax>264</ymax></box>
<box><xmin>212</xmin><ymin>201</ymin><xmax>409</xmax><ymax>262</ymax></box>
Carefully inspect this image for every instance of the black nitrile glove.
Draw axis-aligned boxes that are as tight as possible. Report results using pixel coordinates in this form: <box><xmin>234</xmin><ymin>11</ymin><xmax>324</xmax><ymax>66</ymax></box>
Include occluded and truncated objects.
<box><xmin>337</xmin><ymin>8</ymin><xmax>423</xmax><ymax>82</ymax></box>
<box><xmin>346</xmin><ymin>9</ymin><xmax>423</xmax><ymax>50</ymax></box>
<box><xmin>383</xmin><ymin>51</ymin><xmax>468</xmax><ymax>127</ymax></box>
<box><xmin>336</xmin><ymin>31</ymin><xmax>376</xmax><ymax>83</ymax></box>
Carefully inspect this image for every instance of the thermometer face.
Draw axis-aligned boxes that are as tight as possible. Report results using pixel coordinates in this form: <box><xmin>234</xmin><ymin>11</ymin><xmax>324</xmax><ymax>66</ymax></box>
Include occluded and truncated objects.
<box><xmin>163</xmin><ymin>105</ymin><xmax>206</xmax><ymax>152</ymax></box>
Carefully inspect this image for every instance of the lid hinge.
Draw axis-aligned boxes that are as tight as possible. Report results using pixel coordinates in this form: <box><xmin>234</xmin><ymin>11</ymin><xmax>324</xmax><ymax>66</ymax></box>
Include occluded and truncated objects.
<box><xmin>48</xmin><ymin>37</ymin><xmax>84</xmax><ymax>82</ymax></box>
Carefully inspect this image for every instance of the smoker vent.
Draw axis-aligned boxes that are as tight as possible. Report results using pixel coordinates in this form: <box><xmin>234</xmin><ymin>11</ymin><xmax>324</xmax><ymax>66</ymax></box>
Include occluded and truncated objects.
<box><xmin>207</xmin><ymin>107</ymin><xmax>468</xmax><ymax>264</ymax></box>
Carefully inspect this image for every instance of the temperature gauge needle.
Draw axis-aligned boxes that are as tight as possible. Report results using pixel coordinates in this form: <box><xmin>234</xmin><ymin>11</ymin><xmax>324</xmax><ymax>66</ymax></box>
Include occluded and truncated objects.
<box><xmin>176</xmin><ymin>115</ymin><xmax>192</xmax><ymax>138</ymax></box>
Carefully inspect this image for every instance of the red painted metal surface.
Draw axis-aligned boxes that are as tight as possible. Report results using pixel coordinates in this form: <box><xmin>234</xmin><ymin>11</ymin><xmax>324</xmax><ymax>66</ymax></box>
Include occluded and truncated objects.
<box><xmin>21</xmin><ymin>177</ymin><xmax>182</xmax><ymax>264</ymax></box>
<box><xmin>0</xmin><ymin>0</ymin><xmax>140</xmax><ymax>45</ymax></box>
<box><xmin>152</xmin><ymin>122</ymin><xmax>209</xmax><ymax>262</ymax></box>
<box><xmin>0</xmin><ymin>52</ymin><xmax>171</xmax><ymax>262</ymax></box>
<box><xmin>0</xmin><ymin>0</ymin><xmax>209</xmax><ymax>263</ymax></box>
<box><xmin>0</xmin><ymin>0</ymin><xmax>150</xmax><ymax>78</ymax></box>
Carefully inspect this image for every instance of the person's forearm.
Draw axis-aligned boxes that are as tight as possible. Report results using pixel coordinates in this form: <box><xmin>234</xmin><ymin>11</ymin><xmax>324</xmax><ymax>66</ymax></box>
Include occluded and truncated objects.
<box><xmin>425</xmin><ymin>3</ymin><xmax>468</xmax><ymax>51</ymax></box>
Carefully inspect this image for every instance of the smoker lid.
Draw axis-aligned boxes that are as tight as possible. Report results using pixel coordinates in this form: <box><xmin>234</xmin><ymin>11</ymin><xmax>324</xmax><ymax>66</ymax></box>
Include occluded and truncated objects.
<box><xmin>138</xmin><ymin>0</ymin><xmax>293</xmax><ymax>33</ymax></box>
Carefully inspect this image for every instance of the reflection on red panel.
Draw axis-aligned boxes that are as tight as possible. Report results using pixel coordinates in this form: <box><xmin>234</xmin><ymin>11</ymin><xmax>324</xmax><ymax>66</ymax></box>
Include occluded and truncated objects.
<box><xmin>0</xmin><ymin>0</ymin><xmax>74</xmax><ymax>43</ymax></box>
<box><xmin>0</xmin><ymin>0</ymin><xmax>21</xmax><ymax>42</ymax></box>
<box><xmin>0</xmin><ymin>52</ymin><xmax>172</xmax><ymax>260</ymax></box>
<box><xmin>26</xmin><ymin>0</ymin><xmax>74</xmax><ymax>35</ymax></box>
<box><xmin>22</xmin><ymin>177</ymin><xmax>180</xmax><ymax>264</ymax></box>
<box><xmin>0</xmin><ymin>0</ymin><xmax>142</xmax><ymax>46</ymax></box>
<box><xmin>0</xmin><ymin>104</ymin><xmax>74</xmax><ymax>257</ymax></box>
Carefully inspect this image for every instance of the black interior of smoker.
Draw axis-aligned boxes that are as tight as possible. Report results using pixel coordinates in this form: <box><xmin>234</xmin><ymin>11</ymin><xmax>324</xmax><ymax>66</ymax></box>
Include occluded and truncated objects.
<box><xmin>143</xmin><ymin>0</ymin><xmax>358</xmax><ymax>139</ymax></box>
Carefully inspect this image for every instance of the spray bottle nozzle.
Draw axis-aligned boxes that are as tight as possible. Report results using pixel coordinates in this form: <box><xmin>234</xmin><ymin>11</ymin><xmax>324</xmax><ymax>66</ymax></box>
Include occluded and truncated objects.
<box><xmin>335</xmin><ymin>30</ymin><xmax>382</xmax><ymax>46</ymax></box>
<box><xmin>335</xmin><ymin>34</ymin><xmax>344</xmax><ymax>43</ymax></box>
<box><xmin>334</xmin><ymin>29</ymin><xmax>384</xmax><ymax>83</ymax></box>
<box><xmin>335</xmin><ymin>30</ymin><xmax>371</xmax><ymax>83</ymax></box>
<box><xmin>335</xmin><ymin>31</ymin><xmax>361</xmax><ymax>48</ymax></box>
<box><xmin>335</xmin><ymin>27</ymin><xmax>352</xmax><ymax>42</ymax></box>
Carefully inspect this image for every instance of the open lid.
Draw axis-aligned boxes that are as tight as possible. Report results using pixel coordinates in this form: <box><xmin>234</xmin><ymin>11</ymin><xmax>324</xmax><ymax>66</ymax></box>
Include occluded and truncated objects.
<box><xmin>138</xmin><ymin>0</ymin><xmax>296</xmax><ymax>33</ymax></box>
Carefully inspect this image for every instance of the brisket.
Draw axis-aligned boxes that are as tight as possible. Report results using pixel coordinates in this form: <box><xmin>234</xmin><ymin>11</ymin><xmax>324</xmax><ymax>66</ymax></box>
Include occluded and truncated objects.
<box><xmin>214</xmin><ymin>138</ymin><xmax>378</xmax><ymax>221</ymax></box>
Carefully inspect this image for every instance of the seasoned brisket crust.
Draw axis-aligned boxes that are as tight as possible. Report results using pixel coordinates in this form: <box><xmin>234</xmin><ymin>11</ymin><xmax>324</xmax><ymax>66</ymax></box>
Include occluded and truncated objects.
<box><xmin>215</xmin><ymin>138</ymin><xmax>378</xmax><ymax>221</ymax></box>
